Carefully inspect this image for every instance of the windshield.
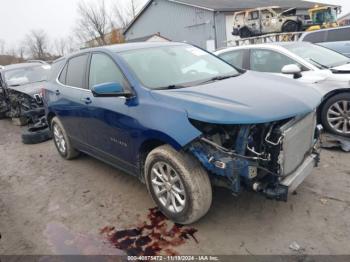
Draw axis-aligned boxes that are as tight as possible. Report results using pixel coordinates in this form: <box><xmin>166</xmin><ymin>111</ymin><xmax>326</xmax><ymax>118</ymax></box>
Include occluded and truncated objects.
<box><xmin>311</xmin><ymin>8</ymin><xmax>337</xmax><ymax>24</ymax></box>
<box><xmin>285</xmin><ymin>43</ymin><xmax>349</xmax><ymax>69</ymax></box>
<box><xmin>4</xmin><ymin>64</ymin><xmax>51</xmax><ymax>87</ymax></box>
<box><xmin>119</xmin><ymin>45</ymin><xmax>239</xmax><ymax>89</ymax></box>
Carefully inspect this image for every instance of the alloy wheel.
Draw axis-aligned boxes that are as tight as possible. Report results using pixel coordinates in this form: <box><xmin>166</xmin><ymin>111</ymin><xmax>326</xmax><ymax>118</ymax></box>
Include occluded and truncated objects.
<box><xmin>327</xmin><ymin>100</ymin><xmax>350</xmax><ymax>135</ymax></box>
<box><xmin>53</xmin><ymin>124</ymin><xmax>67</xmax><ymax>154</ymax></box>
<box><xmin>150</xmin><ymin>162</ymin><xmax>187</xmax><ymax>214</ymax></box>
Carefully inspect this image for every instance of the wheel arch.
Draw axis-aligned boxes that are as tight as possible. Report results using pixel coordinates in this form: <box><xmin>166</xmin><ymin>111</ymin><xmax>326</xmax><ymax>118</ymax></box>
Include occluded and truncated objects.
<box><xmin>137</xmin><ymin>135</ymin><xmax>184</xmax><ymax>182</ymax></box>
<box><xmin>46</xmin><ymin>111</ymin><xmax>57</xmax><ymax>129</ymax></box>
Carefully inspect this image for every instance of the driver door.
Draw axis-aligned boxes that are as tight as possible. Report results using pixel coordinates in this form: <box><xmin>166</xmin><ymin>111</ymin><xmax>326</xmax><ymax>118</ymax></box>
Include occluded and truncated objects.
<box><xmin>79</xmin><ymin>52</ymin><xmax>136</xmax><ymax>169</ymax></box>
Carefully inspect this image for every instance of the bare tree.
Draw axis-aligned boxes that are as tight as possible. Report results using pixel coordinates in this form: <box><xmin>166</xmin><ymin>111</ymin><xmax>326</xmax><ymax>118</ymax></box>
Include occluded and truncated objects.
<box><xmin>25</xmin><ymin>30</ymin><xmax>49</xmax><ymax>59</ymax></box>
<box><xmin>54</xmin><ymin>38</ymin><xmax>67</xmax><ymax>57</ymax></box>
<box><xmin>0</xmin><ymin>39</ymin><xmax>5</xmax><ymax>54</ymax></box>
<box><xmin>113</xmin><ymin>0</ymin><xmax>140</xmax><ymax>29</ymax></box>
<box><xmin>75</xmin><ymin>0</ymin><xmax>111</xmax><ymax>47</ymax></box>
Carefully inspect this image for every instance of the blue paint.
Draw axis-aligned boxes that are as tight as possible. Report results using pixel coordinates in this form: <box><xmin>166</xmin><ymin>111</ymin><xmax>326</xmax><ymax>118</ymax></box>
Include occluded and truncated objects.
<box><xmin>44</xmin><ymin>42</ymin><xmax>322</xmax><ymax>183</ymax></box>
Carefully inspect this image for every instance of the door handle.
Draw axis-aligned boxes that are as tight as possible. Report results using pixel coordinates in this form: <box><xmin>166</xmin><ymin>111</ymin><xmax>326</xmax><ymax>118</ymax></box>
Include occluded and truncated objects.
<box><xmin>81</xmin><ymin>97</ymin><xmax>92</xmax><ymax>105</ymax></box>
<box><xmin>55</xmin><ymin>90</ymin><xmax>60</xmax><ymax>96</ymax></box>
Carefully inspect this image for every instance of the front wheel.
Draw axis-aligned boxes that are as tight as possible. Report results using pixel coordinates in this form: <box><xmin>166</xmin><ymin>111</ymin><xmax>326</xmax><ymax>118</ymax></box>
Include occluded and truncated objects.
<box><xmin>321</xmin><ymin>93</ymin><xmax>350</xmax><ymax>137</ymax></box>
<box><xmin>145</xmin><ymin>145</ymin><xmax>212</xmax><ymax>224</ymax></box>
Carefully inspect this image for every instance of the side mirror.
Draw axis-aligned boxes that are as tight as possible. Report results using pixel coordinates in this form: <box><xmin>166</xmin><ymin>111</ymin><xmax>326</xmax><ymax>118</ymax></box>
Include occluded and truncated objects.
<box><xmin>281</xmin><ymin>64</ymin><xmax>302</xmax><ymax>79</ymax></box>
<box><xmin>92</xmin><ymin>82</ymin><xmax>132</xmax><ymax>98</ymax></box>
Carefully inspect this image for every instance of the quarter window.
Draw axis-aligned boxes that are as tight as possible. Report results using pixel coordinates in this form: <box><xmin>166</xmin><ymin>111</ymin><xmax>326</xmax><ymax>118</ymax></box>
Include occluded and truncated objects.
<box><xmin>250</xmin><ymin>49</ymin><xmax>300</xmax><ymax>73</ymax></box>
<box><xmin>89</xmin><ymin>53</ymin><xmax>127</xmax><ymax>90</ymax></box>
<box><xmin>65</xmin><ymin>54</ymin><xmax>89</xmax><ymax>89</ymax></box>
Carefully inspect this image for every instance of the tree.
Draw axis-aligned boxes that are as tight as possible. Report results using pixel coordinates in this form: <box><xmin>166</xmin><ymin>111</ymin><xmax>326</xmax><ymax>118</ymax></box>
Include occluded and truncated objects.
<box><xmin>54</xmin><ymin>38</ymin><xmax>67</xmax><ymax>57</ymax></box>
<box><xmin>113</xmin><ymin>0</ymin><xmax>140</xmax><ymax>29</ymax></box>
<box><xmin>75</xmin><ymin>0</ymin><xmax>111</xmax><ymax>47</ymax></box>
<box><xmin>0</xmin><ymin>39</ymin><xmax>5</xmax><ymax>55</ymax></box>
<box><xmin>25</xmin><ymin>30</ymin><xmax>49</xmax><ymax>60</ymax></box>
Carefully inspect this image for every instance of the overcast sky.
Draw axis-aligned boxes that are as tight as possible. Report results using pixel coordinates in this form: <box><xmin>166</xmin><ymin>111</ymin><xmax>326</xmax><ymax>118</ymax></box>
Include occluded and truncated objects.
<box><xmin>0</xmin><ymin>0</ymin><xmax>349</xmax><ymax>49</ymax></box>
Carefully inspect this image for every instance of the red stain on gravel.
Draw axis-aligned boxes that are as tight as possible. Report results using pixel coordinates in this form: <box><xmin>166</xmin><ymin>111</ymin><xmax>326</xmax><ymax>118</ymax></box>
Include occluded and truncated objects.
<box><xmin>100</xmin><ymin>208</ymin><xmax>198</xmax><ymax>256</ymax></box>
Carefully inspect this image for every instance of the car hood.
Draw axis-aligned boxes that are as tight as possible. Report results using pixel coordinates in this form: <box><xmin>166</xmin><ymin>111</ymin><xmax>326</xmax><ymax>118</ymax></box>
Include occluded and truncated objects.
<box><xmin>7</xmin><ymin>81</ymin><xmax>44</xmax><ymax>97</ymax></box>
<box><xmin>151</xmin><ymin>71</ymin><xmax>322</xmax><ymax>124</ymax></box>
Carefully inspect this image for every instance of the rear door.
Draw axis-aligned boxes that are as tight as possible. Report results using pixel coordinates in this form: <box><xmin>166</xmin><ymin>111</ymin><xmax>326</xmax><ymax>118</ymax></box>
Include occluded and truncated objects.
<box><xmin>54</xmin><ymin>53</ymin><xmax>90</xmax><ymax>143</ymax></box>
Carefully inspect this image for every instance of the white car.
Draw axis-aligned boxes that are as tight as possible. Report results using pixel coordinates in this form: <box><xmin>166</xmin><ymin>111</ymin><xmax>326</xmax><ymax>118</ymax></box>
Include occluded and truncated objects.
<box><xmin>215</xmin><ymin>42</ymin><xmax>350</xmax><ymax>137</ymax></box>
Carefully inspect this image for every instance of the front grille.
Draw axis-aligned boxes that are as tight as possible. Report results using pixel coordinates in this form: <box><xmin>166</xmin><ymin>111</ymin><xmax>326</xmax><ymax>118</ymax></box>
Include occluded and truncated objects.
<box><xmin>280</xmin><ymin>112</ymin><xmax>317</xmax><ymax>176</ymax></box>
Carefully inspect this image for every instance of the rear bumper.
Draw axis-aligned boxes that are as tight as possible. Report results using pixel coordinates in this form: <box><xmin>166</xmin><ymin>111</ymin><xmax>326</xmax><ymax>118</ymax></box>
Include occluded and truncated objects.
<box><xmin>280</xmin><ymin>153</ymin><xmax>318</xmax><ymax>193</ymax></box>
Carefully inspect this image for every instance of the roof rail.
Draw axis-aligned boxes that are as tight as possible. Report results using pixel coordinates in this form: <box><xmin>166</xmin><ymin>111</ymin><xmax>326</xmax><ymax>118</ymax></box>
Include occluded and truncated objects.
<box><xmin>226</xmin><ymin>32</ymin><xmax>304</xmax><ymax>47</ymax></box>
<box><xmin>26</xmin><ymin>60</ymin><xmax>49</xmax><ymax>64</ymax></box>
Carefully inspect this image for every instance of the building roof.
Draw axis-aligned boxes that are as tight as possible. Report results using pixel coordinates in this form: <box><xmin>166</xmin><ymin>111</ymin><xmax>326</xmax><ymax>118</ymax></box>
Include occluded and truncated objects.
<box><xmin>338</xmin><ymin>12</ymin><xmax>350</xmax><ymax>21</ymax></box>
<box><xmin>168</xmin><ymin>0</ymin><xmax>326</xmax><ymax>11</ymax></box>
<box><xmin>124</xmin><ymin>0</ymin><xmax>332</xmax><ymax>34</ymax></box>
<box><xmin>127</xmin><ymin>33</ymin><xmax>171</xmax><ymax>43</ymax></box>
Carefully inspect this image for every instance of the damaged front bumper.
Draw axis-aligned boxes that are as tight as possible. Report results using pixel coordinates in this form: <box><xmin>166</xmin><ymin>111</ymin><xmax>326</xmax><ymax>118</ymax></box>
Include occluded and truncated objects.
<box><xmin>188</xmin><ymin>112</ymin><xmax>321</xmax><ymax>202</ymax></box>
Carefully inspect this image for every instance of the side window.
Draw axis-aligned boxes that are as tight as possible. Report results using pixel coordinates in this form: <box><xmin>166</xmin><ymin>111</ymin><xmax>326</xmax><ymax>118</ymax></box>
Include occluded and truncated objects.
<box><xmin>327</xmin><ymin>28</ymin><xmax>350</xmax><ymax>42</ymax></box>
<box><xmin>58</xmin><ymin>63</ymin><xmax>68</xmax><ymax>84</ymax></box>
<box><xmin>248</xmin><ymin>11</ymin><xmax>259</xmax><ymax>20</ymax></box>
<box><xmin>51</xmin><ymin>59</ymin><xmax>65</xmax><ymax>82</ymax></box>
<box><xmin>219</xmin><ymin>50</ymin><xmax>245</xmax><ymax>69</ymax></box>
<box><xmin>302</xmin><ymin>31</ymin><xmax>326</xmax><ymax>43</ymax></box>
<box><xmin>250</xmin><ymin>49</ymin><xmax>300</xmax><ymax>73</ymax></box>
<box><xmin>65</xmin><ymin>54</ymin><xmax>89</xmax><ymax>89</ymax></box>
<box><xmin>89</xmin><ymin>53</ymin><xmax>127</xmax><ymax>90</ymax></box>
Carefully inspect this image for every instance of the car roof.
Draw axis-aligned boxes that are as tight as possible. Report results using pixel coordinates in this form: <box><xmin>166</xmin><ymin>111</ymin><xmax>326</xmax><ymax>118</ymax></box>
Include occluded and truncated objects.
<box><xmin>1</xmin><ymin>62</ymin><xmax>47</xmax><ymax>72</ymax></box>
<box><xmin>214</xmin><ymin>42</ymin><xmax>313</xmax><ymax>54</ymax></box>
<box><xmin>72</xmin><ymin>42</ymin><xmax>187</xmax><ymax>56</ymax></box>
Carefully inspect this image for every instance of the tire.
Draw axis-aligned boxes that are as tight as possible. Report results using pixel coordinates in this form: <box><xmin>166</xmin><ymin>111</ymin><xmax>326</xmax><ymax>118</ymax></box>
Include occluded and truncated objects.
<box><xmin>145</xmin><ymin>145</ymin><xmax>212</xmax><ymax>224</ymax></box>
<box><xmin>239</xmin><ymin>27</ymin><xmax>251</xmax><ymax>38</ymax></box>
<box><xmin>51</xmin><ymin>116</ymin><xmax>80</xmax><ymax>159</ymax></box>
<box><xmin>321</xmin><ymin>93</ymin><xmax>350</xmax><ymax>138</ymax></box>
<box><xmin>282</xmin><ymin>21</ymin><xmax>299</xmax><ymax>32</ymax></box>
<box><xmin>22</xmin><ymin>126</ymin><xmax>52</xmax><ymax>145</ymax></box>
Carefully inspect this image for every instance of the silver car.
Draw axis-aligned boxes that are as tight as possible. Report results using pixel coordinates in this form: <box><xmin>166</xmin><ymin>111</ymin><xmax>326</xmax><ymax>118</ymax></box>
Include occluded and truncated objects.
<box><xmin>215</xmin><ymin>42</ymin><xmax>350</xmax><ymax>137</ymax></box>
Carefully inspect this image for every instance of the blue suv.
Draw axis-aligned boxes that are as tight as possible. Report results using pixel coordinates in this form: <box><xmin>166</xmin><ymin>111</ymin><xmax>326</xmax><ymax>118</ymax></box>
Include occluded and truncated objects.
<box><xmin>44</xmin><ymin>42</ymin><xmax>322</xmax><ymax>224</ymax></box>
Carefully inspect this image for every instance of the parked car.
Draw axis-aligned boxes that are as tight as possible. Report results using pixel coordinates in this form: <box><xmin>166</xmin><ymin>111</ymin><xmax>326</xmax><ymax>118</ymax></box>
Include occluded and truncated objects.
<box><xmin>215</xmin><ymin>42</ymin><xmax>350</xmax><ymax>137</ymax></box>
<box><xmin>44</xmin><ymin>42</ymin><xmax>322</xmax><ymax>224</ymax></box>
<box><xmin>232</xmin><ymin>6</ymin><xmax>303</xmax><ymax>38</ymax></box>
<box><xmin>0</xmin><ymin>62</ymin><xmax>52</xmax><ymax>144</ymax></box>
<box><xmin>299</xmin><ymin>26</ymin><xmax>350</xmax><ymax>57</ymax></box>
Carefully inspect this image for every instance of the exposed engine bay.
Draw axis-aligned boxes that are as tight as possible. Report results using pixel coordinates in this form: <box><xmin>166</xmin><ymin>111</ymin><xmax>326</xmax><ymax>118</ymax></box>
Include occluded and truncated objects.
<box><xmin>187</xmin><ymin>112</ymin><xmax>321</xmax><ymax>201</ymax></box>
<box><xmin>0</xmin><ymin>86</ymin><xmax>46</xmax><ymax>125</ymax></box>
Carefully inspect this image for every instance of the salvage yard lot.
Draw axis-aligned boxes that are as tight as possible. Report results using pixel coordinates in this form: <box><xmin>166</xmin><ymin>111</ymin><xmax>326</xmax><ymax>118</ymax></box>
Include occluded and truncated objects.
<box><xmin>1</xmin><ymin>119</ymin><xmax>350</xmax><ymax>255</ymax></box>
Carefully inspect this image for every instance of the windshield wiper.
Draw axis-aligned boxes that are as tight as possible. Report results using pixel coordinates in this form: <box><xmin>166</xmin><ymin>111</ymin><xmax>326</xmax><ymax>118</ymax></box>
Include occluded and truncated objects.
<box><xmin>308</xmin><ymin>58</ymin><xmax>329</xmax><ymax>69</ymax></box>
<box><xmin>155</xmin><ymin>84</ymin><xmax>187</xmax><ymax>90</ymax></box>
<box><xmin>198</xmin><ymin>74</ymin><xmax>239</xmax><ymax>85</ymax></box>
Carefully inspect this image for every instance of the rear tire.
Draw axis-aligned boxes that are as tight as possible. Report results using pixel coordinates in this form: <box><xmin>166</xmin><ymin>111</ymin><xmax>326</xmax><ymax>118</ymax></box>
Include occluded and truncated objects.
<box><xmin>145</xmin><ymin>145</ymin><xmax>212</xmax><ymax>224</ymax></box>
<box><xmin>239</xmin><ymin>27</ymin><xmax>252</xmax><ymax>38</ymax></box>
<box><xmin>321</xmin><ymin>93</ymin><xmax>350</xmax><ymax>138</ymax></box>
<box><xmin>51</xmin><ymin>117</ymin><xmax>80</xmax><ymax>160</ymax></box>
<box><xmin>282</xmin><ymin>21</ymin><xmax>299</xmax><ymax>32</ymax></box>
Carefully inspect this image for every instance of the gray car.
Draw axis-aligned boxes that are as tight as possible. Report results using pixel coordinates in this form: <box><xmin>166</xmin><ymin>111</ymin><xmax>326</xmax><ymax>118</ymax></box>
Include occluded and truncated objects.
<box><xmin>215</xmin><ymin>42</ymin><xmax>350</xmax><ymax>137</ymax></box>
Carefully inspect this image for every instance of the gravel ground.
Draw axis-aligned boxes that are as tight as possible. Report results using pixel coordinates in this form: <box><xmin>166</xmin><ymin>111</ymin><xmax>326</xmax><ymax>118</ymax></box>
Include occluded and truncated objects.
<box><xmin>0</xmin><ymin>119</ymin><xmax>350</xmax><ymax>256</ymax></box>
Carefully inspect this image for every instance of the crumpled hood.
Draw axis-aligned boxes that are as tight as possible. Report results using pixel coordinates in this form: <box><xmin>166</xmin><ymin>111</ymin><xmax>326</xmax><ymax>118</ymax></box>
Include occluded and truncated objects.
<box><xmin>7</xmin><ymin>81</ymin><xmax>44</xmax><ymax>97</ymax></box>
<box><xmin>151</xmin><ymin>71</ymin><xmax>322</xmax><ymax>124</ymax></box>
